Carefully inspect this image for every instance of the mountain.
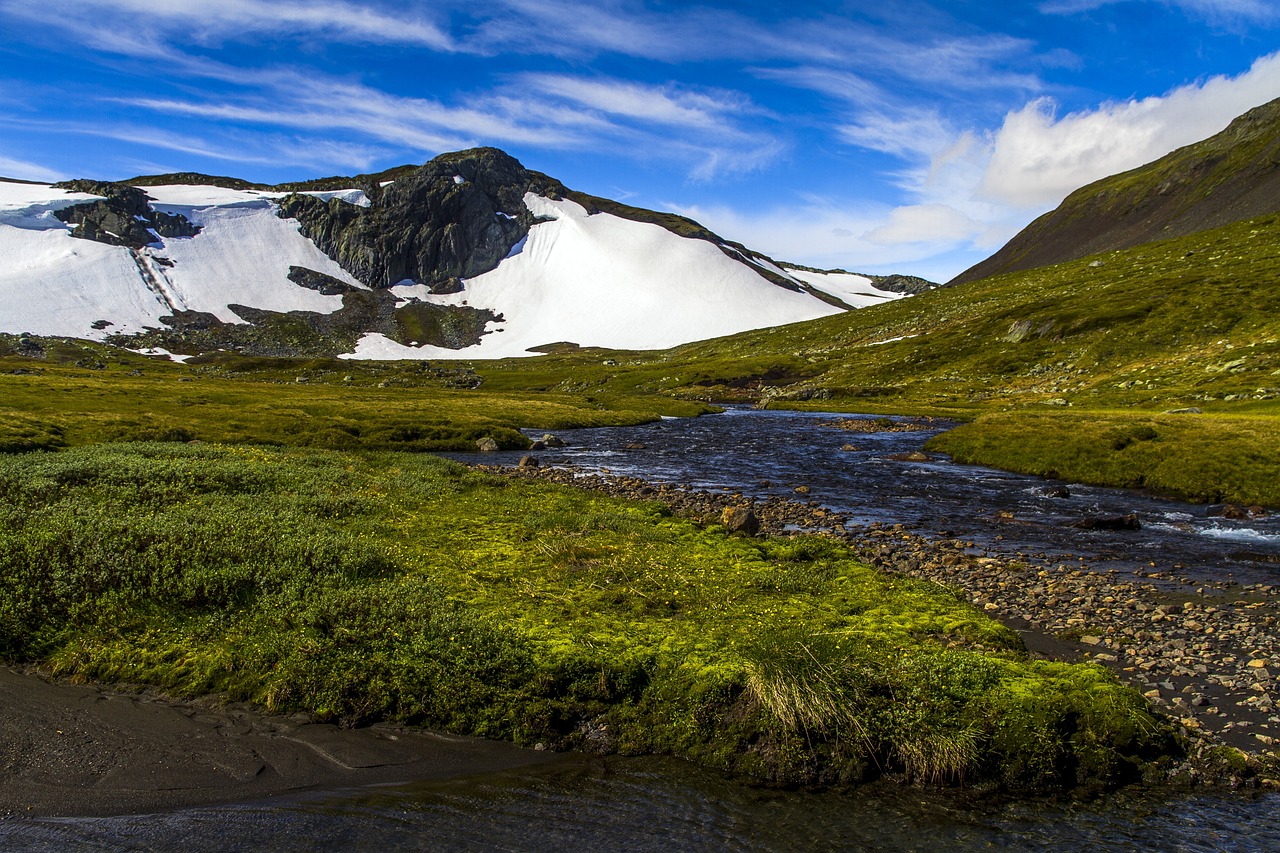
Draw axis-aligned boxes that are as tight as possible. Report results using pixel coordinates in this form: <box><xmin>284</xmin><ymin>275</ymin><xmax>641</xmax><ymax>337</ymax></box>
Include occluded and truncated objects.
<box><xmin>0</xmin><ymin>148</ymin><xmax>917</xmax><ymax>360</ymax></box>
<box><xmin>949</xmin><ymin>96</ymin><xmax>1280</xmax><ymax>286</ymax></box>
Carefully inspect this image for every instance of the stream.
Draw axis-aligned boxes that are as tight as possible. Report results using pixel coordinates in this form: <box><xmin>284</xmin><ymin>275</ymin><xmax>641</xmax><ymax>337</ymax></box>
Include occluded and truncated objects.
<box><xmin>471</xmin><ymin>407</ymin><xmax>1280</xmax><ymax>587</ymax></box>
<box><xmin>4</xmin><ymin>408</ymin><xmax>1279</xmax><ymax>851</ymax></box>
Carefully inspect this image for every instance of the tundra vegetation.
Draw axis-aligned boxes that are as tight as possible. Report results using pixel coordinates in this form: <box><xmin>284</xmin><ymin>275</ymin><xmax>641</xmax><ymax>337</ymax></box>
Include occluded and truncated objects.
<box><xmin>0</xmin><ymin>443</ymin><xmax>1171</xmax><ymax>790</ymax></box>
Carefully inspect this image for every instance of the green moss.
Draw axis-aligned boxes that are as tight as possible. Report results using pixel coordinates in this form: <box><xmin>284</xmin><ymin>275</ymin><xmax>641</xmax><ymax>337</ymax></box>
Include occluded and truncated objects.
<box><xmin>0</xmin><ymin>444</ymin><xmax>1172</xmax><ymax>791</ymax></box>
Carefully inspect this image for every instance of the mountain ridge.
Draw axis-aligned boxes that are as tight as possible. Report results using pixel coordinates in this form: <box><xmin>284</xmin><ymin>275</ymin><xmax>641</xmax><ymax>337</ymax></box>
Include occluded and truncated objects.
<box><xmin>0</xmin><ymin>149</ymin><xmax>919</xmax><ymax>359</ymax></box>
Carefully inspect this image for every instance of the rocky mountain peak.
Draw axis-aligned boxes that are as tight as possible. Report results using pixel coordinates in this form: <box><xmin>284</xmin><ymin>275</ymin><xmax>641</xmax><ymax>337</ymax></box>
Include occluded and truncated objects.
<box><xmin>277</xmin><ymin>147</ymin><xmax>568</xmax><ymax>291</ymax></box>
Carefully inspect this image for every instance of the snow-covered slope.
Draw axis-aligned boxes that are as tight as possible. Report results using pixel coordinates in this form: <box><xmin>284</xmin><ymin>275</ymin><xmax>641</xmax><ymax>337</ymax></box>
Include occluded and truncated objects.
<box><xmin>0</xmin><ymin>175</ymin><xmax>903</xmax><ymax>360</ymax></box>
<box><xmin>0</xmin><ymin>181</ymin><xmax>363</xmax><ymax>338</ymax></box>
<box><xmin>359</xmin><ymin>194</ymin><xmax>844</xmax><ymax>359</ymax></box>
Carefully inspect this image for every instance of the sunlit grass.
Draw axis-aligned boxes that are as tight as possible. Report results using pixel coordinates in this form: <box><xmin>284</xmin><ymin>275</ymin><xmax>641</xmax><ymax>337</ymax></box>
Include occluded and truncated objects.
<box><xmin>0</xmin><ymin>443</ymin><xmax>1168</xmax><ymax>790</ymax></box>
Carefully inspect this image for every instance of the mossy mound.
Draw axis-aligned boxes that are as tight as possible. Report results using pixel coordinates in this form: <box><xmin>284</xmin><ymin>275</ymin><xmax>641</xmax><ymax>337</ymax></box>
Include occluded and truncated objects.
<box><xmin>0</xmin><ymin>444</ymin><xmax>1175</xmax><ymax>791</ymax></box>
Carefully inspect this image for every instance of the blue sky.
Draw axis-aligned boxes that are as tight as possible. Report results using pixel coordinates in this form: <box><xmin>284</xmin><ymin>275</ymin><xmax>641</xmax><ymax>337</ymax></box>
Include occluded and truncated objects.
<box><xmin>0</xmin><ymin>1</ymin><xmax>1277</xmax><ymax>281</ymax></box>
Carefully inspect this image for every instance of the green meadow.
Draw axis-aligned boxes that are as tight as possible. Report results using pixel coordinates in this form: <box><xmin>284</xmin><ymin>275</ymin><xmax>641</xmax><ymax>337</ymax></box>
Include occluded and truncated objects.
<box><xmin>0</xmin><ymin>443</ymin><xmax>1170</xmax><ymax>790</ymax></box>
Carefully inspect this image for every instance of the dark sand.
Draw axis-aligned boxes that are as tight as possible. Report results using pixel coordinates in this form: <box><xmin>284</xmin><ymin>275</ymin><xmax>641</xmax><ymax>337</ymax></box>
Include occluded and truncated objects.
<box><xmin>0</xmin><ymin>666</ymin><xmax>561</xmax><ymax>818</ymax></box>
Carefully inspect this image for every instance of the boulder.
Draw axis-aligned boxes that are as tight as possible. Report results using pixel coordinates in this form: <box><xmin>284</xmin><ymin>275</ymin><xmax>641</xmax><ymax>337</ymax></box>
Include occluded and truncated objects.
<box><xmin>720</xmin><ymin>506</ymin><xmax>760</xmax><ymax>536</ymax></box>
<box><xmin>475</xmin><ymin>437</ymin><xmax>500</xmax><ymax>452</ymax></box>
<box><xmin>540</xmin><ymin>434</ymin><xmax>567</xmax><ymax>448</ymax></box>
<box><xmin>518</xmin><ymin>455</ymin><xmax>539</xmax><ymax>468</ymax></box>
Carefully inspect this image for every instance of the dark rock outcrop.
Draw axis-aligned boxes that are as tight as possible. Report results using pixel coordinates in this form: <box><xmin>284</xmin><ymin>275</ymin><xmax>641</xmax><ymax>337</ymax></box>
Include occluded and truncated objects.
<box><xmin>52</xmin><ymin>180</ymin><xmax>200</xmax><ymax>248</ymax></box>
<box><xmin>869</xmin><ymin>274</ymin><xmax>937</xmax><ymax>295</ymax></box>
<box><xmin>287</xmin><ymin>266</ymin><xmax>362</xmax><ymax>296</ymax></box>
<box><xmin>275</xmin><ymin>148</ymin><xmax>566</xmax><ymax>291</ymax></box>
<box><xmin>720</xmin><ymin>506</ymin><xmax>760</xmax><ymax>536</ymax></box>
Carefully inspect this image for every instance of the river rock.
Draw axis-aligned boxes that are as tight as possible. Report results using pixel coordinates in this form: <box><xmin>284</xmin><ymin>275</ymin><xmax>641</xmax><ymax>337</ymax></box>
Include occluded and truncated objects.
<box><xmin>721</xmin><ymin>506</ymin><xmax>760</xmax><ymax>536</ymax></box>
<box><xmin>518</xmin><ymin>455</ymin><xmax>539</xmax><ymax>468</ymax></box>
<box><xmin>1071</xmin><ymin>513</ymin><xmax>1141</xmax><ymax>531</ymax></box>
<box><xmin>887</xmin><ymin>451</ymin><xmax>931</xmax><ymax>463</ymax></box>
<box><xmin>541</xmin><ymin>434</ymin><xmax>568</xmax><ymax>448</ymax></box>
<box><xmin>475</xmin><ymin>437</ymin><xmax>500</xmax><ymax>452</ymax></box>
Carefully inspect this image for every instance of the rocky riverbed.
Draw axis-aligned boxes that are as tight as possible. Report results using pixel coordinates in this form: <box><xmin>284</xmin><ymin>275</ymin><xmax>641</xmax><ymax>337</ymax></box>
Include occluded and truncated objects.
<box><xmin>482</xmin><ymin>460</ymin><xmax>1280</xmax><ymax>789</ymax></box>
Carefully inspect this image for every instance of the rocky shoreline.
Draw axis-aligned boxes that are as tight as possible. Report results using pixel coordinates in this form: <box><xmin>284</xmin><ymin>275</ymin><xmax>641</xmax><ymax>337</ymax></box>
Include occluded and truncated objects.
<box><xmin>482</xmin><ymin>460</ymin><xmax>1280</xmax><ymax>790</ymax></box>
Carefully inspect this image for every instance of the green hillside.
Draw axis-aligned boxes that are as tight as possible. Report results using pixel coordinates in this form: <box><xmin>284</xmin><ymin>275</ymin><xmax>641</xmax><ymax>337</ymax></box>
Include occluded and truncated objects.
<box><xmin>950</xmin><ymin>97</ymin><xmax>1280</xmax><ymax>285</ymax></box>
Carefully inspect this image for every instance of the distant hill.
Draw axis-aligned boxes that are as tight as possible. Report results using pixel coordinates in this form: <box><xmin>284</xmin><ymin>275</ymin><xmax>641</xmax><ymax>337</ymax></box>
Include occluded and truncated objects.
<box><xmin>949</xmin><ymin>97</ymin><xmax>1280</xmax><ymax>286</ymax></box>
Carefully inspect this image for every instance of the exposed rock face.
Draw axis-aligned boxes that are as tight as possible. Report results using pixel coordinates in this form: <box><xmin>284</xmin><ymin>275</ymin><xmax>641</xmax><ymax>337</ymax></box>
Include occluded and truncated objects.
<box><xmin>720</xmin><ymin>505</ymin><xmax>760</xmax><ymax>536</ymax></box>
<box><xmin>287</xmin><ymin>265</ymin><xmax>362</xmax><ymax>296</ymax></box>
<box><xmin>950</xmin><ymin>97</ymin><xmax>1280</xmax><ymax>286</ymax></box>
<box><xmin>52</xmin><ymin>180</ymin><xmax>200</xmax><ymax>248</ymax></box>
<box><xmin>276</xmin><ymin>148</ymin><xmax>567</xmax><ymax>290</ymax></box>
<box><xmin>110</xmin><ymin>288</ymin><xmax>501</xmax><ymax>358</ymax></box>
<box><xmin>869</xmin><ymin>274</ymin><xmax>937</xmax><ymax>295</ymax></box>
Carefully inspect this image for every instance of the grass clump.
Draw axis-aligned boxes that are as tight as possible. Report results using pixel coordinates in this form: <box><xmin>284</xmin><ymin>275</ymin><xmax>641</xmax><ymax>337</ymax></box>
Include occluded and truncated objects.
<box><xmin>0</xmin><ymin>443</ymin><xmax>1171</xmax><ymax>791</ymax></box>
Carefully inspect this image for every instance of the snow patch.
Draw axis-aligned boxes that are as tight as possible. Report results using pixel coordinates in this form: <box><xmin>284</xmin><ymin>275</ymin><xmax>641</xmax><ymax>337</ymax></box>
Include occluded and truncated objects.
<box><xmin>339</xmin><ymin>333</ymin><xmax>432</xmax><ymax>360</ymax></box>
<box><xmin>342</xmin><ymin>194</ymin><xmax>842</xmax><ymax>360</ymax></box>
<box><xmin>783</xmin><ymin>267</ymin><xmax>904</xmax><ymax>309</ymax></box>
<box><xmin>296</xmin><ymin>188</ymin><xmax>371</xmax><ymax>207</ymax></box>
<box><xmin>128</xmin><ymin>346</ymin><xmax>192</xmax><ymax>363</ymax></box>
<box><xmin>0</xmin><ymin>180</ymin><xmax>366</xmax><ymax>339</ymax></box>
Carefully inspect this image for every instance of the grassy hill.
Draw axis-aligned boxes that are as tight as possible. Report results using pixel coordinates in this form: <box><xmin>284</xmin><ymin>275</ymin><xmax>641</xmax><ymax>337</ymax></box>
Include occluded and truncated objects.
<box><xmin>949</xmin><ymin>97</ymin><xmax>1280</xmax><ymax>286</ymax></box>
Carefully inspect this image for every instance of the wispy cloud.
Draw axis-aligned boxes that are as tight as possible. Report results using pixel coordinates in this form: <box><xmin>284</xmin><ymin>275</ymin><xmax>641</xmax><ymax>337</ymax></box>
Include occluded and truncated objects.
<box><xmin>1040</xmin><ymin>0</ymin><xmax>1279</xmax><ymax>25</ymax></box>
<box><xmin>0</xmin><ymin>0</ymin><xmax>454</xmax><ymax>49</ymax></box>
<box><xmin>0</xmin><ymin>152</ymin><xmax>63</xmax><ymax>182</ymax></box>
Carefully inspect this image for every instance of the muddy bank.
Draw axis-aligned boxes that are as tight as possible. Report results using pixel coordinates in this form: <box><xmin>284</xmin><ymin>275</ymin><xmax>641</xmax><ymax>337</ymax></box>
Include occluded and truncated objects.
<box><xmin>486</xmin><ymin>462</ymin><xmax>1280</xmax><ymax>787</ymax></box>
<box><xmin>0</xmin><ymin>666</ymin><xmax>561</xmax><ymax>818</ymax></box>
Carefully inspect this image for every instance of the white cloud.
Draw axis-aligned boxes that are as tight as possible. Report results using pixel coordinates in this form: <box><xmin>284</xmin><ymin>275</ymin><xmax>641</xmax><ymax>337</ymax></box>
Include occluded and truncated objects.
<box><xmin>838</xmin><ymin>110</ymin><xmax>957</xmax><ymax>160</ymax></box>
<box><xmin>521</xmin><ymin>75</ymin><xmax>760</xmax><ymax>130</ymax></box>
<box><xmin>0</xmin><ymin>153</ymin><xmax>62</xmax><ymax>182</ymax></box>
<box><xmin>1040</xmin><ymin>0</ymin><xmax>1278</xmax><ymax>24</ymax></box>
<box><xmin>979</xmin><ymin>51</ymin><xmax>1280</xmax><ymax>207</ymax></box>
<box><xmin>864</xmin><ymin>204</ymin><xmax>984</xmax><ymax>246</ymax></box>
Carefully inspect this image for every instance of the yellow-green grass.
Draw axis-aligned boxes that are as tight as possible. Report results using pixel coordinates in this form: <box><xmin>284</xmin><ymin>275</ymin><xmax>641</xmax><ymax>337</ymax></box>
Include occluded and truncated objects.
<box><xmin>0</xmin><ymin>443</ymin><xmax>1170</xmax><ymax>791</ymax></box>
<box><xmin>0</xmin><ymin>343</ymin><xmax>709</xmax><ymax>454</ymax></box>
<box><xmin>927</xmin><ymin>410</ymin><xmax>1280</xmax><ymax>506</ymax></box>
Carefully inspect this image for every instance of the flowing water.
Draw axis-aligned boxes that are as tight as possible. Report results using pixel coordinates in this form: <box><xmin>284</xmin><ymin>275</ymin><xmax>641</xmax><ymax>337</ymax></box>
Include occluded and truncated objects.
<box><xmin>5</xmin><ymin>408</ymin><xmax>1279</xmax><ymax>850</ymax></box>
<box><xmin>470</xmin><ymin>407</ymin><xmax>1280</xmax><ymax>586</ymax></box>
<box><xmin>3</xmin><ymin>755</ymin><xmax>1277</xmax><ymax>851</ymax></box>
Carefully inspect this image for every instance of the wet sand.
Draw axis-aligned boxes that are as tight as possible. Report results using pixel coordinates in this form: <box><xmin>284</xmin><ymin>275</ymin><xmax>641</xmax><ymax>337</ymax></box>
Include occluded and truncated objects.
<box><xmin>0</xmin><ymin>667</ymin><xmax>560</xmax><ymax>818</ymax></box>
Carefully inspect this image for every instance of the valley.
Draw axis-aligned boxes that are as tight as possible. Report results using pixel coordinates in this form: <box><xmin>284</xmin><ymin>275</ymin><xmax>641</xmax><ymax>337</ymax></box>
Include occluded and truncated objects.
<box><xmin>2</xmin><ymin>97</ymin><xmax>1280</xmax><ymax>827</ymax></box>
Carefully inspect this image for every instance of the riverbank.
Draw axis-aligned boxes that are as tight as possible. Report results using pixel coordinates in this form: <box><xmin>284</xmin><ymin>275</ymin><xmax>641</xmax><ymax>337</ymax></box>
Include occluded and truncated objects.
<box><xmin>1</xmin><ymin>442</ymin><xmax>1171</xmax><ymax>803</ymax></box>
<box><xmin>0</xmin><ymin>666</ymin><xmax>561</xmax><ymax>818</ymax></box>
<box><xmin>488</xmin><ymin>461</ymin><xmax>1280</xmax><ymax>787</ymax></box>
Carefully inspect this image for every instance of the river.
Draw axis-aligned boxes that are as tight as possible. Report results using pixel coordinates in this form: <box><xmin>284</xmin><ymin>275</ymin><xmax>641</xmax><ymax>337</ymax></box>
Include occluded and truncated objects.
<box><xmin>3</xmin><ymin>408</ymin><xmax>1278</xmax><ymax>851</ymax></box>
